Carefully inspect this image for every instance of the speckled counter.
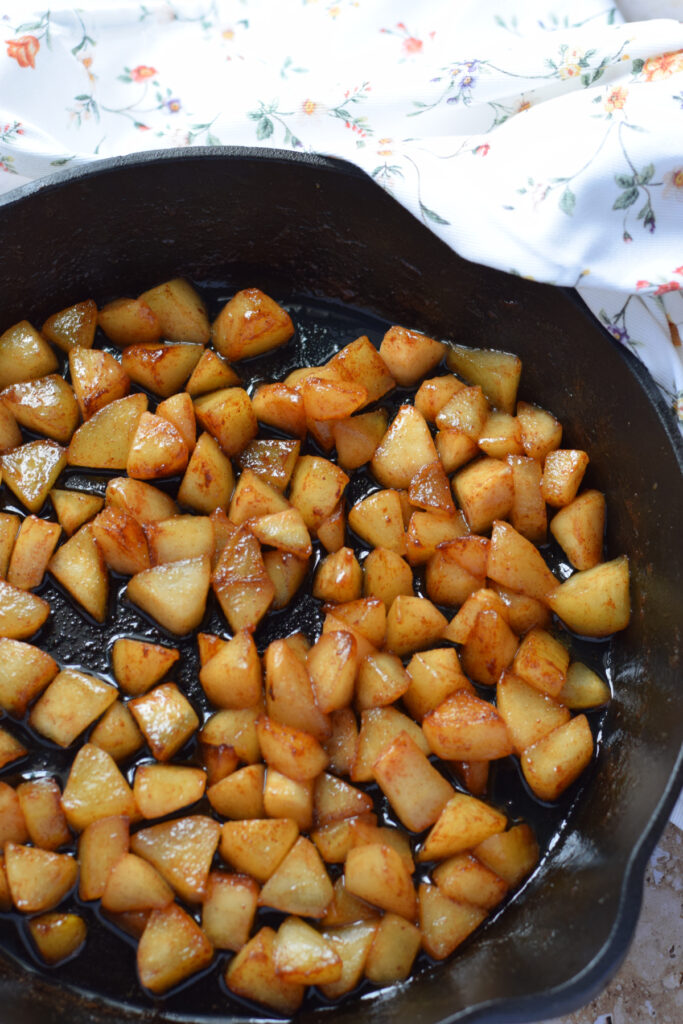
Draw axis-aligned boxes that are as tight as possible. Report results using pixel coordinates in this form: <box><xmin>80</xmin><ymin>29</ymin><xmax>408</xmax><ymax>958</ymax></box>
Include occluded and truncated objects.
<box><xmin>544</xmin><ymin>821</ymin><xmax>682</xmax><ymax>1024</ymax></box>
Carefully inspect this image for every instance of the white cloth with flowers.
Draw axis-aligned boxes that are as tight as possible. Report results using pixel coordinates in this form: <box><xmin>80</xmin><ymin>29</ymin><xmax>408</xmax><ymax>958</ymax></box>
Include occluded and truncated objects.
<box><xmin>0</xmin><ymin>0</ymin><xmax>682</xmax><ymax>422</ymax></box>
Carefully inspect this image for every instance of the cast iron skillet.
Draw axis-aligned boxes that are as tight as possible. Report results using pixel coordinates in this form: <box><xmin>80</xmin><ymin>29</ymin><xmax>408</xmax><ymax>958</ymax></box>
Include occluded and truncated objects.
<box><xmin>0</xmin><ymin>149</ymin><xmax>681</xmax><ymax>1024</ymax></box>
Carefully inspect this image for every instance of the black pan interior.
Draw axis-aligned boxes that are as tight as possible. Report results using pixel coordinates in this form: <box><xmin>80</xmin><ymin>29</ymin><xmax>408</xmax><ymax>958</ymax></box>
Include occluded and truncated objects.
<box><xmin>0</xmin><ymin>149</ymin><xmax>681</xmax><ymax>1024</ymax></box>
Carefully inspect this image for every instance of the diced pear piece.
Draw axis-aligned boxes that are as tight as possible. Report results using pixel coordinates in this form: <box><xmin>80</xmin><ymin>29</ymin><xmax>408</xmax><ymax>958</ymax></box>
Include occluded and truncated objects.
<box><xmin>0</xmin><ymin>512</ymin><xmax>20</xmax><ymax>575</ymax></box>
<box><xmin>487</xmin><ymin>520</ymin><xmax>559</xmax><ymax>605</ymax></box>
<box><xmin>178</xmin><ymin>431</ymin><xmax>234</xmax><ymax>513</ymax></box>
<box><xmin>423</xmin><ymin>690</ymin><xmax>513</xmax><ymax>762</ymax></box>
<box><xmin>106</xmin><ymin>476</ymin><xmax>177</xmax><ymax>523</ymax></box>
<box><xmin>326</xmin><ymin>334</ymin><xmax>395</xmax><ymax>403</ymax></box>
<box><xmin>307</xmin><ymin>631</ymin><xmax>359</xmax><ymax>714</ymax></box>
<box><xmin>67</xmin><ymin>393</ymin><xmax>148</xmax><ymax>469</ymax></box>
<box><xmin>137</xmin><ymin>902</ymin><xmax>213</xmax><ymax>994</ymax></box>
<box><xmin>0</xmin><ymin>782</ymin><xmax>29</xmax><ymax>846</ymax></box>
<box><xmin>373</xmin><ymin>730</ymin><xmax>454</xmax><ymax>832</ymax></box>
<box><xmin>417</xmin><ymin>793</ymin><xmax>507</xmax><ymax>862</ymax></box>
<box><xmin>220</xmin><ymin>818</ymin><xmax>299</xmax><ymax>883</ymax></box>
<box><xmin>131</xmin><ymin>815</ymin><xmax>220</xmax><ymax>903</ymax></box>
<box><xmin>550</xmin><ymin>489</ymin><xmax>606</xmax><ymax>570</ymax></box>
<box><xmin>78</xmin><ymin>815</ymin><xmax>130</xmax><ymax>900</ymax></box>
<box><xmin>251</xmin><ymin>382</ymin><xmax>307</xmax><ymax>439</ymax></box>
<box><xmin>48</xmin><ymin>523</ymin><xmax>109</xmax><ymax>622</ymax></box>
<box><xmin>92</xmin><ymin>507</ymin><xmax>150</xmax><ymax>575</ymax></box>
<box><xmin>557</xmin><ymin>661</ymin><xmax>611</xmax><ymax>709</ymax></box>
<box><xmin>345</xmin><ymin>843</ymin><xmax>416</xmax><ymax>919</ymax></box>
<box><xmin>289</xmin><ymin>455</ymin><xmax>350</xmax><ymax>531</ymax></box>
<box><xmin>16</xmin><ymin>777</ymin><xmax>70</xmax><ymax>850</ymax></box>
<box><xmin>435</xmin><ymin>384</ymin><xmax>490</xmax><ymax>440</ymax></box>
<box><xmin>0</xmin><ymin>578</ymin><xmax>50</xmax><ymax>639</ymax></box>
<box><xmin>194</xmin><ymin>386</ymin><xmax>257</xmax><ymax>457</ymax></box>
<box><xmin>199</xmin><ymin>629</ymin><xmax>262</xmax><ymax>709</ymax></box>
<box><xmin>211</xmin><ymin>526</ymin><xmax>274</xmax><ymax>632</ymax></box>
<box><xmin>98</xmin><ymin>296</ymin><xmax>161</xmax><ymax>345</ymax></box>
<box><xmin>313</xmin><ymin>547</ymin><xmax>361</xmax><ymax>604</ymax></box>
<box><xmin>257</xmin><ymin>716</ymin><xmax>329</xmax><ymax>782</ymax></box>
<box><xmin>5</xmin><ymin>842</ymin><xmax>78</xmax><ymax>912</ymax></box>
<box><xmin>207</xmin><ymin>763</ymin><xmax>265</xmax><ymax>819</ymax></box>
<box><xmin>348</xmin><ymin>489</ymin><xmax>407</xmax><ymax>556</ymax></box>
<box><xmin>145</xmin><ymin>514</ymin><xmax>213</xmax><ymax>566</ymax></box>
<box><xmin>7</xmin><ymin>515</ymin><xmax>61</xmax><ymax>590</ymax></box>
<box><xmin>42</xmin><ymin>298</ymin><xmax>97</xmax><ymax>352</ymax></box>
<box><xmin>460</xmin><ymin>608</ymin><xmax>519</xmax><ymax>687</ymax></box>
<box><xmin>453</xmin><ymin>457</ymin><xmax>514</xmax><ymax>534</ymax></box>
<box><xmin>250</xmin><ymin>507</ymin><xmax>311</xmax><ymax>559</ymax></box>
<box><xmin>200</xmin><ymin>706</ymin><xmax>261</xmax><ymax>766</ymax></box>
<box><xmin>479</xmin><ymin>411</ymin><xmax>524</xmax><ymax>459</ymax></box>
<box><xmin>101</xmin><ymin>853</ymin><xmax>174</xmax><ymax>912</ymax></box>
<box><xmin>202</xmin><ymin>871</ymin><xmax>259</xmax><ymax>951</ymax></box>
<box><xmin>0</xmin><ymin>727</ymin><xmax>26</xmax><ymax>769</ymax></box>
<box><xmin>121</xmin><ymin>342</ymin><xmax>202</xmax><ymax>398</ymax></box>
<box><xmin>133</xmin><ymin>764</ymin><xmax>206</xmax><ymax>819</ymax></box>
<box><xmin>474</xmin><ymin>822</ymin><xmax>540</xmax><ymax>886</ymax></box>
<box><xmin>385</xmin><ymin>595</ymin><xmax>448</xmax><ymax>657</ymax></box>
<box><xmin>126</xmin><ymin>411</ymin><xmax>188</xmax><ymax>480</ymax></box>
<box><xmin>542</xmin><ymin>449</ymin><xmax>590</xmax><ymax>507</ymax></box>
<box><xmin>127</xmin><ymin>555</ymin><xmax>211</xmax><ymax>634</ymax></box>
<box><xmin>90</xmin><ymin>701</ymin><xmax>144</xmax><ymax>762</ymax></box>
<box><xmin>512</xmin><ymin>627</ymin><xmax>569</xmax><ymax>697</ymax></box>
<box><xmin>403</xmin><ymin>647</ymin><xmax>473</xmax><ymax>720</ymax></box>
<box><xmin>415</xmin><ymin>374</ymin><xmax>465</xmax><ymax>422</ymax></box>
<box><xmin>258</xmin><ymin>836</ymin><xmax>333</xmax><ymax>918</ymax></box>
<box><xmin>521</xmin><ymin>714</ymin><xmax>594</xmax><ymax>801</ymax></box>
<box><xmin>225</xmin><ymin>926</ymin><xmax>304</xmax><ymax>1014</ymax></box>
<box><xmin>364</xmin><ymin>912</ymin><xmax>422</xmax><ymax>984</ymax></box>
<box><xmin>27</xmin><ymin>912</ymin><xmax>87</xmax><ymax>965</ymax></box>
<box><xmin>445</xmin><ymin>344</ymin><xmax>522</xmax><ymax>414</ymax></box>
<box><xmin>319</xmin><ymin>921</ymin><xmax>379</xmax><ymax>999</ymax></box>
<box><xmin>497</xmin><ymin>670</ymin><xmax>570</xmax><ymax>755</ymax></box>
<box><xmin>351</xmin><ymin>706</ymin><xmax>429</xmax><ymax>783</ymax></box>
<box><xmin>50</xmin><ymin>488</ymin><xmax>103</xmax><ymax>536</ymax></box>
<box><xmin>29</xmin><ymin>668</ymin><xmax>117</xmax><ymax>747</ymax></box>
<box><xmin>69</xmin><ymin>348</ymin><xmax>130</xmax><ymax>420</ymax></box>
<box><xmin>517</xmin><ymin>401</ymin><xmax>562</xmax><ymax>462</ymax></box>
<box><xmin>185</xmin><ymin>347</ymin><xmax>240</xmax><ymax>395</ymax></box>
<box><xmin>61</xmin><ymin>743</ymin><xmax>139</xmax><ymax>831</ymax></box>
<box><xmin>548</xmin><ymin>556</ymin><xmax>630</xmax><ymax>637</ymax></box>
<box><xmin>155</xmin><ymin>391</ymin><xmax>196</xmax><ymax>452</ymax></box>
<box><xmin>508</xmin><ymin>453</ymin><xmax>547</xmax><ymax>544</ymax></box>
<box><xmin>379</xmin><ymin>325</ymin><xmax>445</xmax><ymax>386</ymax></box>
<box><xmin>111</xmin><ymin>638</ymin><xmax>179</xmax><ymax>696</ymax></box>
<box><xmin>2</xmin><ymin>375</ymin><xmax>80</xmax><ymax>444</ymax></box>
<box><xmin>333</xmin><ymin>409</ymin><xmax>388</xmax><ymax>471</ymax></box>
<box><xmin>409</xmin><ymin>459</ymin><xmax>456</xmax><ymax>514</ymax></box>
<box><xmin>213</xmin><ymin>287</ymin><xmax>294</xmax><ymax>361</ymax></box>
<box><xmin>418</xmin><ymin>882</ymin><xmax>487</xmax><ymax>960</ymax></box>
<box><xmin>0</xmin><ymin>320</ymin><xmax>58</xmax><ymax>388</ymax></box>
<box><xmin>432</xmin><ymin>852</ymin><xmax>508</xmax><ymax>909</ymax></box>
<box><xmin>371</xmin><ymin>405</ymin><xmax>438</xmax><ymax>489</ymax></box>
<box><xmin>273</xmin><ymin>915</ymin><xmax>343</xmax><ymax>985</ymax></box>
<box><xmin>2</xmin><ymin>439</ymin><xmax>67</xmax><ymax>513</ymax></box>
<box><xmin>129</xmin><ymin>682</ymin><xmax>199</xmax><ymax>761</ymax></box>
<box><xmin>139</xmin><ymin>278</ymin><xmax>210</xmax><ymax>344</ymax></box>
<box><xmin>0</xmin><ymin>638</ymin><xmax>58</xmax><ymax>715</ymax></box>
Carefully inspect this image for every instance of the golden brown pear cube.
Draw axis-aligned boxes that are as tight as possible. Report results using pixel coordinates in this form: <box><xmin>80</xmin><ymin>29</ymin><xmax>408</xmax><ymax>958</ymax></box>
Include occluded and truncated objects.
<box><xmin>425</xmin><ymin>546</ymin><xmax>483</xmax><ymax>608</ymax></box>
<box><xmin>307</xmin><ymin>631</ymin><xmax>359</xmax><ymax>714</ymax></box>
<box><xmin>137</xmin><ymin>902</ymin><xmax>213</xmax><ymax>994</ymax></box>
<box><xmin>29</xmin><ymin>668</ymin><xmax>117</xmax><ymax>747</ymax></box>
<box><xmin>418</xmin><ymin>882</ymin><xmax>487</xmax><ymax>960</ymax></box>
<box><xmin>328</xmin><ymin>595</ymin><xmax>386</xmax><ymax>648</ymax></box>
<box><xmin>225</xmin><ymin>926</ymin><xmax>304</xmax><ymax>1014</ymax></box>
<box><xmin>345</xmin><ymin>843</ymin><xmax>416</xmax><ymax>919</ymax></box>
<box><xmin>2</xmin><ymin>439</ymin><xmax>67</xmax><ymax>513</ymax></box>
<box><xmin>409</xmin><ymin>459</ymin><xmax>456</xmax><ymax>515</ymax></box>
<box><xmin>145</xmin><ymin>514</ymin><xmax>214</xmax><ymax>566</ymax></box>
<box><xmin>16</xmin><ymin>777</ymin><xmax>70</xmax><ymax>851</ymax></box>
<box><xmin>557</xmin><ymin>661</ymin><xmax>611</xmax><ymax>709</ymax></box>
<box><xmin>435</xmin><ymin>428</ymin><xmax>479</xmax><ymax>474</ymax></box>
<box><xmin>219</xmin><ymin>818</ymin><xmax>299</xmax><ymax>883</ymax></box>
<box><xmin>478</xmin><ymin>411</ymin><xmax>524</xmax><ymax>459</ymax></box>
<box><xmin>251</xmin><ymin>382</ymin><xmax>307</xmax><ymax>439</ymax></box>
<box><xmin>487</xmin><ymin>520</ymin><xmax>559</xmax><ymax>605</ymax></box>
<box><xmin>127</xmin><ymin>411</ymin><xmax>189</xmax><ymax>480</ymax></box>
<box><xmin>7</xmin><ymin>516</ymin><xmax>61</xmax><ymax>590</ymax></box>
<box><xmin>312</xmin><ymin>816</ymin><xmax>377</xmax><ymax>866</ymax></box>
<box><xmin>0</xmin><ymin>320</ymin><xmax>58</xmax><ymax>388</ymax></box>
<box><xmin>319</xmin><ymin>921</ymin><xmax>379</xmax><ymax>999</ymax></box>
<box><xmin>313</xmin><ymin>546</ymin><xmax>362</xmax><ymax>603</ymax></box>
<box><xmin>405</xmin><ymin>509</ymin><xmax>468</xmax><ymax>565</ymax></box>
<box><xmin>139</xmin><ymin>278</ymin><xmax>210</xmax><ymax>344</ymax></box>
<box><xmin>351</xmin><ymin>706</ymin><xmax>429</xmax><ymax>783</ymax></box>
<box><xmin>433</xmin><ymin>852</ymin><xmax>508</xmax><ymax>909</ymax></box>
<box><xmin>211</xmin><ymin>527</ymin><xmax>274</xmax><ymax>633</ymax></box>
<box><xmin>202</xmin><ymin>871</ymin><xmax>259</xmax><ymax>951</ymax></box>
<box><xmin>379</xmin><ymin>326</ymin><xmax>445</xmax><ymax>386</ymax></box>
<box><xmin>403</xmin><ymin>647</ymin><xmax>473</xmax><ymax>720</ymax></box>
<box><xmin>133</xmin><ymin>764</ymin><xmax>206</xmax><ymax>819</ymax></box>
<box><xmin>363</xmin><ymin>546</ymin><xmax>413</xmax><ymax>607</ymax></box>
<box><xmin>512</xmin><ymin>627</ymin><xmax>570</xmax><ymax>697</ymax></box>
<box><xmin>92</xmin><ymin>507</ymin><xmax>150</xmax><ymax>575</ymax></box>
<box><xmin>348</xmin><ymin>489</ymin><xmax>407</xmax><ymax>556</ymax></box>
<box><xmin>106</xmin><ymin>476</ymin><xmax>177</xmax><ymax>524</ymax></box>
<box><xmin>42</xmin><ymin>299</ymin><xmax>97</xmax><ymax>352</ymax></box>
<box><xmin>263</xmin><ymin>770</ymin><xmax>314</xmax><ymax>831</ymax></box>
<box><xmin>101</xmin><ymin>852</ymin><xmax>175</xmax><ymax>912</ymax></box>
<box><xmin>385</xmin><ymin>595</ymin><xmax>448</xmax><ymax>657</ymax></box>
<box><xmin>250</xmin><ymin>507</ymin><xmax>311</xmax><ymax>559</ymax></box>
<box><xmin>550</xmin><ymin>489</ymin><xmax>605</xmax><ymax>571</ymax></box>
<box><xmin>445</xmin><ymin>345</ymin><xmax>522</xmax><ymax>415</ymax></box>
<box><xmin>453</xmin><ymin>457</ymin><xmax>514</xmax><ymax>534</ymax></box>
<box><xmin>258</xmin><ymin>836</ymin><xmax>333</xmax><ymax>918</ymax></box>
<box><xmin>27</xmin><ymin>912</ymin><xmax>87</xmax><ymax>965</ymax></box>
<box><xmin>77</xmin><ymin>815</ymin><xmax>130</xmax><ymax>900</ymax></box>
<box><xmin>313</xmin><ymin>773</ymin><xmax>374</xmax><ymax>827</ymax></box>
<box><xmin>129</xmin><ymin>682</ymin><xmax>199</xmax><ymax>762</ymax></box>
<box><xmin>228</xmin><ymin>467</ymin><xmax>289</xmax><ymax>525</ymax></box>
<box><xmin>177</xmin><ymin>431</ymin><xmax>234</xmax><ymax>514</ymax></box>
<box><xmin>122</xmin><ymin>342</ymin><xmax>203</xmax><ymax>398</ymax></box>
<box><xmin>326</xmin><ymin>334</ymin><xmax>395</xmax><ymax>402</ymax></box>
<box><xmin>364</xmin><ymin>912</ymin><xmax>422</xmax><ymax>984</ymax></box>
<box><xmin>517</xmin><ymin>401</ymin><xmax>562</xmax><ymax>461</ymax></box>
<box><xmin>497</xmin><ymin>670</ymin><xmax>570</xmax><ymax>754</ymax></box>
<box><xmin>199</xmin><ymin>629</ymin><xmax>262</xmax><ymax>709</ymax></box>
<box><xmin>69</xmin><ymin>348</ymin><xmax>130</xmax><ymax>420</ymax></box>
<box><xmin>460</xmin><ymin>608</ymin><xmax>519</xmax><ymax>686</ymax></box>
<box><xmin>5</xmin><ymin>843</ymin><xmax>78</xmax><ymax>912</ymax></box>
<box><xmin>508</xmin><ymin>454</ymin><xmax>547</xmax><ymax>544</ymax></box>
<box><xmin>194</xmin><ymin>387</ymin><xmax>257</xmax><ymax>457</ymax></box>
<box><xmin>333</xmin><ymin>409</ymin><xmax>388</xmax><ymax>470</ymax></box>
<box><xmin>263</xmin><ymin>549</ymin><xmax>308</xmax><ymax>610</ymax></box>
<box><xmin>256</xmin><ymin>716</ymin><xmax>329</xmax><ymax>782</ymax></box>
<box><xmin>67</xmin><ymin>393</ymin><xmax>148</xmax><ymax>470</ymax></box>
<box><xmin>185</xmin><ymin>347</ymin><xmax>240</xmax><ymax>395</ymax></box>
<box><xmin>423</xmin><ymin>691</ymin><xmax>513</xmax><ymax>762</ymax></box>
<box><xmin>417</xmin><ymin>793</ymin><xmax>507</xmax><ymax>862</ymax></box>
<box><xmin>0</xmin><ymin>782</ymin><xmax>29</xmax><ymax>847</ymax></box>
<box><xmin>473</xmin><ymin>823</ymin><xmax>540</xmax><ymax>886</ymax></box>
<box><xmin>415</xmin><ymin>374</ymin><xmax>465</xmax><ymax>422</ymax></box>
<box><xmin>0</xmin><ymin>638</ymin><xmax>58</xmax><ymax>716</ymax></box>
<box><xmin>61</xmin><ymin>744</ymin><xmax>138</xmax><ymax>832</ymax></box>
<box><xmin>98</xmin><ymin>297</ymin><xmax>161</xmax><ymax>346</ymax></box>
<box><xmin>264</xmin><ymin>638</ymin><xmax>330</xmax><ymax>741</ymax></box>
<box><xmin>371</xmin><ymin>405</ymin><xmax>438</xmax><ymax>489</ymax></box>
<box><xmin>111</xmin><ymin>638</ymin><xmax>179</xmax><ymax>697</ymax></box>
<box><xmin>2</xmin><ymin>375</ymin><xmax>80</xmax><ymax>445</ymax></box>
<box><xmin>49</xmin><ymin>522</ymin><xmax>109</xmax><ymax>622</ymax></box>
<box><xmin>131</xmin><ymin>815</ymin><xmax>220</xmax><ymax>903</ymax></box>
<box><xmin>127</xmin><ymin>555</ymin><xmax>211</xmax><ymax>634</ymax></box>
<box><xmin>435</xmin><ymin>384</ymin><xmax>489</xmax><ymax>439</ymax></box>
<box><xmin>0</xmin><ymin>728</ymin><xmax>27</xmax><ymax>769</ymax></box>
<box><xmin>0</xmin><ymin>512</ymin><xmax>20</xmax><ymax>574</ymax></box>
<box><xmin>289</xmin><ymin>455</ymin><xmax>350</xmax><ymax>531</ymax></box>
<box><xmin>0</xmin><ymin>579</ymin><xmax>50</xmax><ymax>639</ymax></box>
<box><xmin>491</xmin><ymin>583</ymin><xmax>551</xmax><ymax>635</ymax></box>
<box><xmin>207</xmin><ymin>763</ymin><xmax>265</xmax><ymax>819</ymax></box>
<box><xmin>213</xmin><ymin>288</ymin><xmax>294</xmax><ymax>361</ymax></box>
<box><xmin>372</xmin><ymin>731</ymin><xmax>454</xmax><ymax>832</ymax></box>
<box><xmin>273</xmin><ymin>915</ymin><xmax>343</xmax><ymax>985</ymax></box>
<box><xmin>238</xmin><ymin>438</ymin><xmax>300</xmax><ymax>491</ymax></box>
<box><xmin>521</xmin><ymin>714</ymin><xmax>594</xmax><ymax>801</ymax></box>
<box><xmin>200</xmin><ymin>706</ymin><xmax>262</xmax><ymax>765</ymax></box>
<box><xmin>302</xmin><ymin>375</ymin><xmax>368</xmax><ymax>421</ymax></box>
<box><xmin>155</xmin><ymin>391</ymin><xmax>196</xmax><ymax>451</ymax></box>
<box><xmin>542</xmin><ymin>449</ymin><xmax>590</xmax><ymax>507</ymax></box>
<box><xmin>356</xmin><ymin>651</ymin><xmax>410</xmax><ymax>710</ymax></box>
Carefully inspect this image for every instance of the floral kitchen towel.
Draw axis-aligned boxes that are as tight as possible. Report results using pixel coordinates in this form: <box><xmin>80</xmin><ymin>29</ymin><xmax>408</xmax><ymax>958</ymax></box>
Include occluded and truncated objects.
<box><xmin>0</xmin><ymin>0</ymin><xmax>682</xmax><ymax>427</ymax></box>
